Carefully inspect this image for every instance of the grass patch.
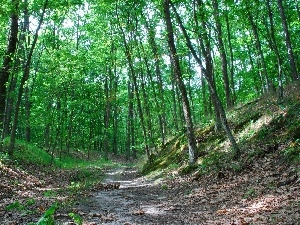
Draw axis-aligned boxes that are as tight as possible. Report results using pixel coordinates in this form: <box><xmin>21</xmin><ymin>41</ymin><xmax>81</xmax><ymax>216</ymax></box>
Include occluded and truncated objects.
<box><xmin>8</xmin><ymin>139</ymin><xmax>53</xmax><ymax>166</ymax></box>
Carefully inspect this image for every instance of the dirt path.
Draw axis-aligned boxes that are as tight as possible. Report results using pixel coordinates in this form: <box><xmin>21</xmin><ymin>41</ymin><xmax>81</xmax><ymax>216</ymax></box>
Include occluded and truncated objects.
<box><xmin>76</xmin><ymin>166</ymin><xmax>175</xmax><ymax>225</ymax></box>
<box><xmin>74</xmin><ymin>163</ymin><xmax>299</xmax><ymax>225</ymax></box>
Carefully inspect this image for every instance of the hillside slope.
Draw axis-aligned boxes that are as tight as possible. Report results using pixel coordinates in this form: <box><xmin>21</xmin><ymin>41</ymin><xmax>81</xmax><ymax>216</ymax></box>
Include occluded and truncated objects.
<box><xmin>142</xmin><ymin>83</ymin><xmax>300</xmax><ymax>178</ymax></box>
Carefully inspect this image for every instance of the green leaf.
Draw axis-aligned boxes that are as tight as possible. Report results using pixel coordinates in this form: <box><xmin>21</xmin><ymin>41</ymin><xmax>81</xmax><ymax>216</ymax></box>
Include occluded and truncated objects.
<box><xmin>69</xmin><ymin>212</ymin><xmax>83</xmax><ymax>225</ymax></box>
<box><xmin>5</xmin><ymin>201</ymin><xmax>20</xmax><ymax>211</ymax></box>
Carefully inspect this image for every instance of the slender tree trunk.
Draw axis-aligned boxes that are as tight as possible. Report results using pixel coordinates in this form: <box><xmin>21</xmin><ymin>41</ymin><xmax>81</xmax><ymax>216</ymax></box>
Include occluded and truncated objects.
<box><xmin>112</xmin><ymin>48</ymin><xmax>119</xmax><ymax>155</ymax></box>
<box><xmin>176</xmin><ymin>0</ymin><xmax>240</xmax><ymax>158</ymax></box>
<box><xmin>144</xmin><ymin>18</ymin><xmax>167</xmax><ymax>145</ymax></box>
<box><xmin>225</xmin><ymin>7</ymin><xmax>236</xmax><ymax>105</ymax></box>
<box><xmin>163</xmin><ymin>0</ymin><xmax>197</xmax><ymax>164</ymax></box>
<box><xmin>103</xmin><ymin>69</ymin><xmax>111</xmax><ymax>160</ymax></box>
<box><xmin>24</xmin><ymin>86</ymin><xmax>31</xmax><ymax>142</ymax></box>
<box><xmin>266</xmin><ymin>0</ymin><xmax>284</xmax><ymax>99</ymax></box>
<box><xmin>139</xmin><ymin>41</ymin><xmax>161</xmax><ymax>151</ymax></box>
<box><xmin>171</xmin><ymin>76</ymin><xmax>179</xmax><ymax>132</ymax></box>
<box><xmin>23</xmin><ymin>0</ymin><xmax>31</xmax><ymax>142</ymax></box>
<box><xmin>8</xmin><ymin>0</ymin><xmax>48</xmax><ymax>155</ymax></box>
<box><xmin>2</xmin><ymin>75</ymin><xmax>17</xmax><ymax>139</ymax></box>
<box><xmin>247</xmin><ymin>7</ymin><xmax>270</xmax><ymax>93</ymax></box>
<box><xmin>126</xmin><ymin>81</ymin><xmax>134</xmax><ymax>160</ymax></box>
<box><xmin>193</xmin><ymin>0</ymin><xmax>222</xmax><ymax>131</ymax></box>
<box><xmin>0</xmin><ymin>0</ymin><xmax>19</xmax><ymax>135</ymax></box>
<box><xmin>212</xmin><ymin>0</ymin><xmax>232</xmax><ymax>108</ymax></box>
<box><xmin>277</xmin><ymin>0</ymin><xmax>299</xmax><ymax>81</ymax></box>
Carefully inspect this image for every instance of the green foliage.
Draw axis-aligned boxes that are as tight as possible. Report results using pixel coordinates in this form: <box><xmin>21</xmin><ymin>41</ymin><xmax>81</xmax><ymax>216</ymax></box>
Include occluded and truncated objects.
<box><xmin>180</xmin><ymin>164</ymin><xmax>198</xmax><ymax>175</ymax></box>
<box><xmin>0</xmin><ymin>151</ymin><xmax>9</xmax><ymax>163</ymax></box>
<box><xmin>5</xmin><ymin>201</ymin><xmax>23</xmax><ymax>211</ymax></box>
<box><xmin>243</xmin><ymin>187</ymin><xmax>256</xmax><ymax>199</ymax></box>
<box><xmin>200</xmin><ymin>151</ymin><xmax>229</xmax><ymax>173</ymax></box>
<box><xmin>12</xmin><ymin>140</ymin><xmax>52</xmax><ymax>166</ymax></box>
<box><xmin>68</xmin><ymin>212</ymin><xmax>83</xmax><ymax>225</ymax></box>
<box><xmin>282</xmin><ymin>140</ymin><xmax>300</xmax><ymax>162</ymax></box>
<box><xmin>161</xmin><ymin>184</ymin><xmax>168</xmax><ymax>190</ymax></box>
<box><xmin>5</xmin><ymin>199</ymin><xmax>36</xmax><ymax>217</ymax></box>
<box><xmin>35</xmin><ymin>202</ymin><xmax>58</xmax><ymax>225</ymax></box>
<box><xmin>43</xmin><ymin>190</ymin><xmax>57</xmax><ymax>198</ymax></box>
<box><xmin>56</xmin><ymin>156</ymin><xmax>110</xmax><ymax>169</ymax></box>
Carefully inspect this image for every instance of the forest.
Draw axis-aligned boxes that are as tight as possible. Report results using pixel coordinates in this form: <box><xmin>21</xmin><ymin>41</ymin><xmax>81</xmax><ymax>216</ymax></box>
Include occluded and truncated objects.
<box><xmin>0</xmin><ymin>0</ymin><xmax>299</xmax><ymax>224</ymax></box>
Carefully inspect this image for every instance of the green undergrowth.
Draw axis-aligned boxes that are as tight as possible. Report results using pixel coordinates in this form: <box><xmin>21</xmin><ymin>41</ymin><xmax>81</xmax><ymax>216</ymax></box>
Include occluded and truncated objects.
<box><xmin>0</xmin><ymin>141</ymin><xmax>122</xmax><ymax>224</ymax></box>
<box><xmin>0</xmin><ymin>139</ymin><xmax>119</xmax><ymax>194</ymax></box>
<box><xmin>0</xmin><ymin>138</ymin><xmax>114</xmax><ymax>169</ymax></box>
<box><xmin>142</xmin><ymin>84</ymin><xmax>300</xmax><ymax>177</ymax></box>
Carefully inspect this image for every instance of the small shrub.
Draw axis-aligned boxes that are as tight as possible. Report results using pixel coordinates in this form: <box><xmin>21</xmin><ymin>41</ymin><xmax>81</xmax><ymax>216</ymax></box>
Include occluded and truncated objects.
<box><xmin>5</xmin><ymin>201</ymin><xmax>23</xmax><ymax>211</ymax></box>
<box><xmin>243</xmin><ymin>187</ymin><xmax>256</xmax><ymax>199</ymax></box>
<box><xmin>43</xmin><ymin>190</ymin><xmax>57</xmax><ymax>197</ymax></box>
<box><xmin>282</xmin><ymin>140</ymin><xmax>300</xmax><ymax>162</ymax></box>
<box><xmin>69</xmin><ymin>212</ymin><xmax>83</xmax><ymax>225</ymax></box>
<box><xmin>35</xmin><ymin>202</ymin><xmax>58</xmax><ymax>225</ymax></box>
<box><xmin>161</xmin><ymin>184</ymin><xmax>168</xmax><ymax>190</ymax></box>
<box><xmin>180</xmin><ymin>164</ymin><xmax>198</xmax><ymax>175</ymax></box>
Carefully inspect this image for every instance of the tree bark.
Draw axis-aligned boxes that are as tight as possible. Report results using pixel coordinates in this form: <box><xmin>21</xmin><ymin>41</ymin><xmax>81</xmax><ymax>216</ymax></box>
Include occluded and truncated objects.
<box><xmin>174</xmin><ymin>0</ymin><xmax>240</xmax><ymax>158</ymax></box>
<box><xmin>265</xmin><ymin>0</ymin><xmax>284</xmax><ymax>99</ymax></box>
<box><xmin>8</xmin><ymin>0</ymin><xmax>48</xmax><ymax>155</ymax></box>
<box><xmin>212</xmin><ymin>0</ymin><xmax>232</xmax><ymax>108</ymax></box>
<box><xmin>247</xmin><ymin>6</ymin><xmax>270</xmax><ymax>93</ymax></box>
<box><xmin>224</xmin><ymin>6</ymin><xmax>236</xmax><ymax>105</ymax></box>
<box><xmin>277</xmin><ymin>0</ymin><xmax>299</xmax><ymax>81</ymax></box>
<box><xmin>144</xmin><ymin>18</ymin><xmax>167</xmax><ymax>145</ymax></box>
<box><xmin>0</xmin><ymin>0</ymin><xmax>19</xmax><ymax>135</ymax></box>
<box><xmin>163</xmin><ymin>0</ymin><xmax>197</xmax><ymax>164</ymax></box>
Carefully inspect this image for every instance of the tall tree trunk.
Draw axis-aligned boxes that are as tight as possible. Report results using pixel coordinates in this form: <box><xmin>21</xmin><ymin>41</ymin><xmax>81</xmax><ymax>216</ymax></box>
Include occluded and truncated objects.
<box><xmin>8</xmin><ymin>0</ymin><xmax>48</xmax><ymax>155</ymax></box>
<box><xmin>163</xmin><ymin>0</ymin><xmax>197</xmax><ymax>164</ymax></box>
<box><xmin>247</xmin><ymin>7</ymin><xmax>270</xmax><ymax>93</ymax></box>
<box><xmin>265</xmin><ymin>0</ymin><xmax>284</xmax><ymax>99</ymax></box>
<box><xmin>171</xmin><ymin>75</ymin><xmax>179</xmax><ymax>132</ymax></box>
<box><xmin>212</xmin><ymin>0</ymin><xmax>232</xmax><ymax>108</ymax></box>
<box><xmin>0</xmin><ymin>0</ymin><xmax>19</xmax><ymax>135</ymax></box>
<box><xmin>116</xmin><ymin>8</ymin><xmax>150</xmax><ymax>159</ymax></box>
<box><xmin>103</xmin><ymin>68</ymin><xmax>111</xmax><ymax>160</ymax></box>
<box><xmin>126</xmin><ymin>81</ymin><xmax>134</xmax><ymax>160</ymax></box>
<box><xmin>139</xmin><ymin>41</ymin><xmax>161</xmax><ymax>151</ymax></box>
<box><xmin>144</xmin><ymin>18</ymin><xmax>167</xmax><ymax>145</ymax></box>
<box><xmin>277</xmin><ymin>0</ymin><xmax>299</xmax><ymax>81</ymax></box>
<box><xmin>224</xmin><ymin>7</ymin><xmax>236</xmax><ymax>105</ymax></box>
<box><xmin>112</xmin><ymin>46</ymin><xmax>119</xmax><ymax>155</ymax></box>
<box><xmin>24</xmin><ymin>86</ymin><xmax>31</xmax><ymax>142</ymax></box>
<box><xmin>193</xmin><ymin>0</ymin><xmax>222</xmax><ymax>131</ymax></box>
<box><xmin>175</xmin><ymin>0</ymin><xmax>240</xmax><ymax>158</ymax></box>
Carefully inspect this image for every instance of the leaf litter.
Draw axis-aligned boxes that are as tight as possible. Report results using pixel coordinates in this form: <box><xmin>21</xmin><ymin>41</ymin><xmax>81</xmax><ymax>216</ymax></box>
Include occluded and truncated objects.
<box><xmin>0</xmin><ymin>152</ymin><xmax>299</xmax><ymax>224</ymax></box>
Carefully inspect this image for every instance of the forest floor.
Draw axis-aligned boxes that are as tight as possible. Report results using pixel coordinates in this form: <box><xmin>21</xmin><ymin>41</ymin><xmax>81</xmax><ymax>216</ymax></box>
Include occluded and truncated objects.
<box><xmin>2</xmin><ymin>153</ymin><xmax>299</xmax><ymax>225</ymax></box>
<box><xmin>75</xmin><ymin>158</ymin><xmax>300</xmax><ymax>225</ymax></box>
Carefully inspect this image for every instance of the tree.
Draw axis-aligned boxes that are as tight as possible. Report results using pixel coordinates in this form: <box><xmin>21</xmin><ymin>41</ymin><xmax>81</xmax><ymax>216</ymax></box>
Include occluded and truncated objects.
<box><xmin>163</xmin><ymin>0</ymin><xmax>197</xmax><ymax>164</ymax></box>
<box><xmin>8</xmin><ymin>0</ymin><xmax>48</xmax><ymax>155</ymax></box>
<box><xmin>0</xmin><ymin>0</ymin><xmax>19</xmax><ymax>137</ymax></box>
<box><xmin>171</xmin><ymin>0</ymin><xmax>240</xmax><ymax>159</ymax></box>
<box><xmin>277</xmin><ymin>0</ymin><xmax>299</xmax><ymax>81</ymax></box>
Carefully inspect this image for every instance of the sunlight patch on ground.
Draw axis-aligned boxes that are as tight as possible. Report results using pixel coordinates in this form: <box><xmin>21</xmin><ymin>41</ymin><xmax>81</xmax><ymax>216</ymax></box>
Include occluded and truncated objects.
<box><xmin>218</xmin><ymin>194</ymin><xmax>289</xmax><ymax>218</ymax></box>
<box><xmin>237</xmin><ymin>115</ymin><xmax>273</xmax><ymax>141</ymax></box>
<box><xmin>119</xmin><ymin>176</ymin><xmax>160</xmax><ymax>188</ymax></box>
<box><xmin>141</xmin><ymin>205</ymin><xmax>166</xmax><ymax>215</ymax></box>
